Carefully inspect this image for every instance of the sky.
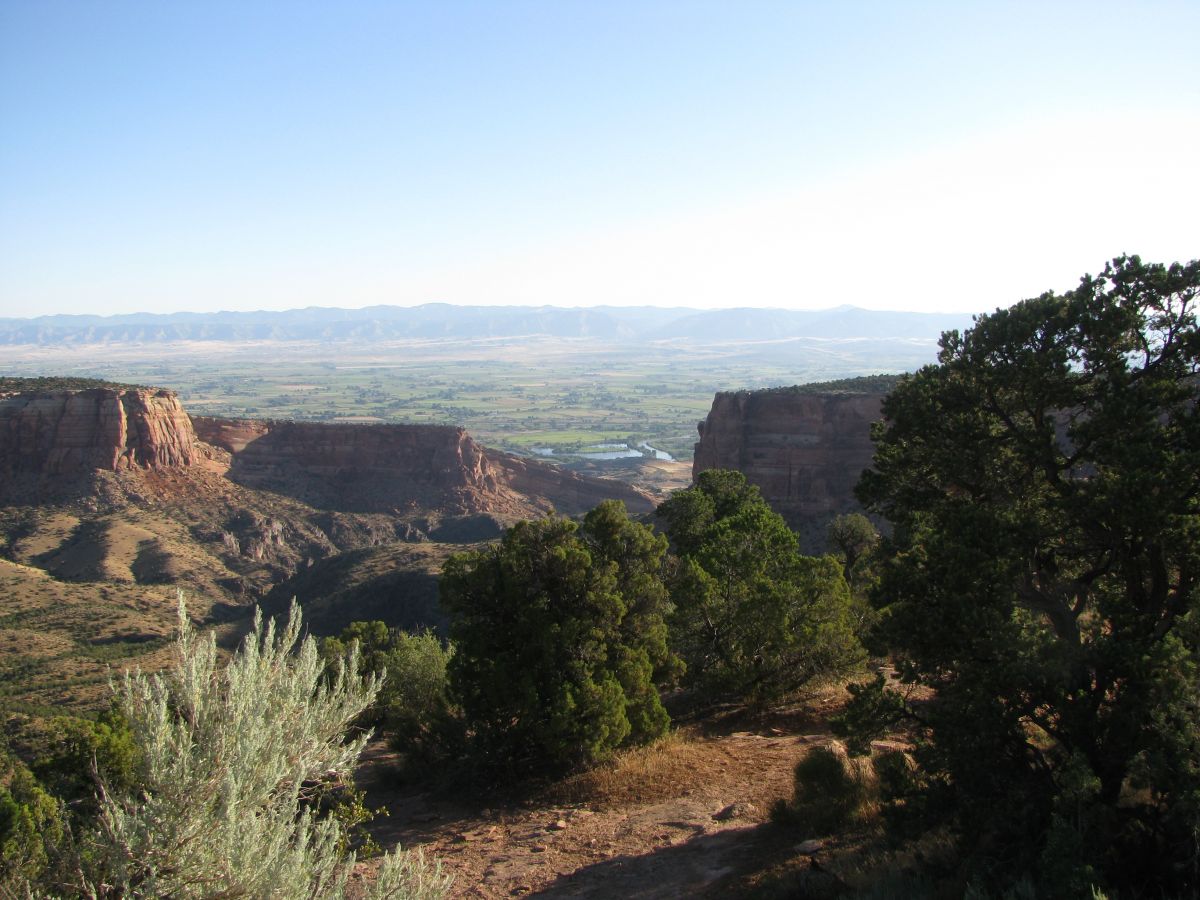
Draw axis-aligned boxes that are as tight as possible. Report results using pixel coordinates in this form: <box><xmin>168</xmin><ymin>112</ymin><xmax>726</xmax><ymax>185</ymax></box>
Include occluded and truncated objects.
<box><xmin>1</xmin><ymin>1</ymin><xmax>1197</xmax><ymax>318</ymax></box>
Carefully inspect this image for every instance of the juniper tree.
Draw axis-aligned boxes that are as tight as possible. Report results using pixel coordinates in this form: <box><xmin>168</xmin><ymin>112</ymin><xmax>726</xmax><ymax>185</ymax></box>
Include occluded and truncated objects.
<box><xmin>658</xmin><ymin>470</ymin><xmax>863</xmax><ymax>704</ymax></box>
<box><xmin>441</xmin><ymin>502</ymin><xmax>676</xmax><ymax>775</ymax></box>
<box><xmin>848</xmin><ymin>256</ymin><xmax>1200</xmax><ymax>896</ymax></box>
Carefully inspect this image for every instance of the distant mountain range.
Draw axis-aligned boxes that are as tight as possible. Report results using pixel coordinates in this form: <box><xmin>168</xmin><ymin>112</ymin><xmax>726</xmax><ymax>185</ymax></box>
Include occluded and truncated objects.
<box><xmin>0</xmin><ymin>304</ymin><xmax>976</xmax><ymax>346</ymax></box>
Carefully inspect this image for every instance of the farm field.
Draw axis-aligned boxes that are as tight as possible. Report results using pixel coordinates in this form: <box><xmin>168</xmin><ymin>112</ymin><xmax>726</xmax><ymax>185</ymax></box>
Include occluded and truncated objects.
<box><xmin>0</xmin><ymin>334</ymin><xmax>935</xmax><ymax>460</ymax></box>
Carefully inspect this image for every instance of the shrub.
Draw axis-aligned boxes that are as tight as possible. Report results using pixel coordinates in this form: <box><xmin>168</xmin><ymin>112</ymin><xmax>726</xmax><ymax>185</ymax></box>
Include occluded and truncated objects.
<box><xmin>775</xmin><ymin>742</ymin><xmax>875</xmax><ymax>835</ymax></box>
<box><xmin>29</xmin><ymin>705</ymin><xmax>140</xmax><ymax>822</ymax></box>
<box><xmin>0</xmin><ymin>751</ymin><xmax>63</xmax><ymax>891</ymax></box>
<box><xmin>69</xmin><ymin>595</ymin><xmax>451</xmax><ymax>899</ymax></box>
<box><xmin>441</xmin><ymin>502</ymin><xmax>677</xmax><ymax>776</ymax></box>
<box><xmin>322</xmin><ymin>623</ymin><xmax>454</xmax><ymax>762</ymax></box>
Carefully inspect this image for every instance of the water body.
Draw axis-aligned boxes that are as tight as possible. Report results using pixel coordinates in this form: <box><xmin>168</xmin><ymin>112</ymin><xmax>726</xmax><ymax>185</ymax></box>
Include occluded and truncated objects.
<box><xmin>637</xmin><ymin>442</ymin><xmax>675</xmax><ymax>461</ymax></box>
<box><xmin>580</xmin><ymin>447</ymin><xmax>644</xmax><ymax>460</ymax></box>
<box><xmin>531</xmin><ymin>442</ymin><xmax>675</xmax><ymax>461</ymax></box>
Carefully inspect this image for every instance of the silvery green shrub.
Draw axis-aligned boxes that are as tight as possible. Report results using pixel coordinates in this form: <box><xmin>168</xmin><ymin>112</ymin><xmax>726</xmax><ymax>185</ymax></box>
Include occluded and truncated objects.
<box><xmin>79</xmin><ymin>594</ymin><xmax>450</xmax><ymax>899</ymax></box>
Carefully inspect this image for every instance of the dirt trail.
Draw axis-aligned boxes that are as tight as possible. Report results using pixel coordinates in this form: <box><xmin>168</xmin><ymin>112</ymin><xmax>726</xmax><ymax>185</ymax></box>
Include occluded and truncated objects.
<box><xmin>353</xmin><ymin>720</ymin><xmax>838</xmax><ymax>898</ymax></box>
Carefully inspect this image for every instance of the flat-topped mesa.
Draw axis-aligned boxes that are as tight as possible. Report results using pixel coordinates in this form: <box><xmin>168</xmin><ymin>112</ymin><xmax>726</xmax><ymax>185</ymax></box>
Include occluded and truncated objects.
<box><xmin>693</xmin><ymin>377</ymin><xmax>896</xmax><ymax>548</ymax></box>
<box><xmin>192</xmin><ymin>416</ymin><xmax>655</xmax><ymax>518</ymax></box>
<box><xmin>0</xmin><ymin>384</ymin><xmax>199</xmax><ymax>475</ymax></box>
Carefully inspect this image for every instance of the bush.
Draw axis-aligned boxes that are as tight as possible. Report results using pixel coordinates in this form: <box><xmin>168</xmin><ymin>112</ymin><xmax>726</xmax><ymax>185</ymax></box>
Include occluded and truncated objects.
<box><xmin>775</xmin><ymin>742</ymin><xmax>875</xmax><ymax>834</ymax></box>
<box><xmin>322</xmin><ymin>623</ymin><xmax>454</xmax><ymax>763</ymax></box>
<box><xmin>0</xmin><ymin>750</ymin><xmax>63</xmax><ymax>891</ymax></box>
<box><xmin>658</xmin><ymin>470</ymin><xmax>864</xmax><ymax>704</ymax></box>
<box><xmin>28</xmin><ymin>705</ymin><xmax>140</xmax><ymax>822</ymax></box>
<box><xmin>441</xmin><ymin>502</ymin><xmax>677</xmax><ymax>776</ymax></box>
<box><xmin>66</xmin><ymin>594</ymin><xmax>451</xmax><ymax>900</ymax></box>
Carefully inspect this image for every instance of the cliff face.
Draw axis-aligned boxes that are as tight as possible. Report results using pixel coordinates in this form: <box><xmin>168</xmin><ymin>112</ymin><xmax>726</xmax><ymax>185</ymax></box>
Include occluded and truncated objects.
<box><xmin>486</xmin><ymin>452</ymin><xmax>655</xmax><ymax>517</ymax></box>
<box><xmin>693</xmin><ymin>390</ymin><xmax>884</xmax><ymax>543</ymax></box>
<box><xmin>188</xmin><ymin>416</ymin><xmax>269</xmax><ymax>454</ymax></box>
<box><xmin>0</xmin><ymin>382</ymin><xmax>655</xmax><ymax>520</ymax></box>
<box><xmin>192</xmin><ymin>417</ymin><xmax>654</xmax><ymax>518</ymax></box>
<box><xmin>0</xmin><ymin>387</ymin><xmax>199</xmax><ymax>475</ymax></box>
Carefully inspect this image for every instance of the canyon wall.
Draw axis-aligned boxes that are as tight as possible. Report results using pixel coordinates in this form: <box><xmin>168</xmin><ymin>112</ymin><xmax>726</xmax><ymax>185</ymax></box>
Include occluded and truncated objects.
<box><xmin>0</xmin><ymin>387</ymin><xmax>199</xmax><ymax>475</ymax></box>
<box><xmin>487</xmin><ymin>452</ymin><xmax>655</xmax><ymax>517</ymax></box>
<box><xmin>693</xmin><ymin>389</ymin><xmax>884</xmax><ymax>547</ymax></box>
<box><xmin>0</xmin><ymin>382</ymin><xmax>656</xmax><ymax>519</ymax></box>
<box><xmin>193</xmin><ymin>417</ymin><xmax>655</xmax><ymax>518</ymax></box>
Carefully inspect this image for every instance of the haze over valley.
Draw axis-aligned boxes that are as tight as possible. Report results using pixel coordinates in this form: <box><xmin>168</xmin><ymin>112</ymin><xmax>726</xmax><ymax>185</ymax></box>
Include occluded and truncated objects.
<box><xmin>0</xmin><ymin>302</ymin><xmax>969</xmax><ymax>468</ymax></box>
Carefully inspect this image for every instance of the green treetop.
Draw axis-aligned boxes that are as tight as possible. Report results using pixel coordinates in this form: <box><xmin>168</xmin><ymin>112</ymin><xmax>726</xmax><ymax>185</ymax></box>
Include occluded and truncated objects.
<box><xmin>658</xmin><ymin>470</ymin><xmax>863</xmax><ymax>704</ymax></box>
<box><xmin>850</xmin><ymin>255</ymin><xmax>1200</xmax><ymax>896</ymax></box>
<box><xmin>440</xmin><ymin>501</ymin><xmax>677</xmax><ymax>775</ymax></box>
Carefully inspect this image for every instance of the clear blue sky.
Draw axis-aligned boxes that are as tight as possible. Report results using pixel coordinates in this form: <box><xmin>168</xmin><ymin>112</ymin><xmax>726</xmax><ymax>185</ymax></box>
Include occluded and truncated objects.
<box><xmin>1</xmin><ymin>1</ymin><xmax>1197</xmax><ymax>317</ymax></box>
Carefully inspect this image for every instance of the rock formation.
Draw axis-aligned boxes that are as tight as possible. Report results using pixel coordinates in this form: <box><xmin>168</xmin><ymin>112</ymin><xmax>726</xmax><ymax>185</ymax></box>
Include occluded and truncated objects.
<box><xmin>0</xmin><ymin>386</ymin><xmax>199</xmax><ymax>475</ymax></box>
<box><xmin>485</xmin><ymin>452</ymin><xmax>655</xmax><ymax>518</ymax></box>
<box><xmin>192</xmin><ymin>417</ymin><xmax>656</xmax><ymax>518</ymax></box>
<box><xmin>692</xmin><ymin>387</ymin><xmax>885</xmax><ymax>547</ymax></box>
<box><xmin>0</xmin><ymin>381</ymin><xmax>655</xmax><ymax>522</ymax></box>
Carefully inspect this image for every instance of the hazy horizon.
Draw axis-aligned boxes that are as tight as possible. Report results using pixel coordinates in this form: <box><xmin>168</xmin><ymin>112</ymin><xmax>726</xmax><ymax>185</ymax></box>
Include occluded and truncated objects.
<box><xmin>0</xmin><ymin>299</ymin><xmax>983</xmax><ymax>323</ymax></box>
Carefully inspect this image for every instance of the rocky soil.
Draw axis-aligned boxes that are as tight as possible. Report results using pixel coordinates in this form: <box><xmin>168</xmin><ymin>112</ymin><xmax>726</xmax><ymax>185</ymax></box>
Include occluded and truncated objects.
<box><xmin>351</xmin><ymin>700</ymin><xmax>857</xmax><ymax>899</ymax></box>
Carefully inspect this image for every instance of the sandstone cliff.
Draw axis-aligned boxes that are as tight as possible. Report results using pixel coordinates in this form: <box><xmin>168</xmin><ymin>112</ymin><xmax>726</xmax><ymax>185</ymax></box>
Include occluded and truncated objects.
<box><xmin>0</xmin><ymin>379</ymin><xmax>654</xmax><ymax>524</ymax></box>
<box><xmin>692</xmin><ymin>387</ymin><xmax>884</xmax><ymax>546</ymax></box>
<box><xmin>486</xmin><ymin>452</ymin><xmax>656</xmax><ymax>518</ymax></box>
<box><xmin>0</xmin><ymin>386</ymin><xmax>198</xmax><ymax>475</ymax></box>
<box><xmin>192</xmin><ymin>417</ymin><xmax>655</xmax><ymax>518</ymax></box>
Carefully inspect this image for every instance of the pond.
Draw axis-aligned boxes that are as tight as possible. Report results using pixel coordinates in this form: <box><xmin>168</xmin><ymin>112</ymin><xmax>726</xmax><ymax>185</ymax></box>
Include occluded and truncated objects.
<box><xmin>530</xmin><ymin>442</ymin><xmax>675</xmax><ymax>461</ymax></box>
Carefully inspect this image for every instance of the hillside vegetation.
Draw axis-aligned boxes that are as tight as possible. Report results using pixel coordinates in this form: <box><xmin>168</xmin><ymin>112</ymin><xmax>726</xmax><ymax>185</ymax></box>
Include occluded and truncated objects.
<box><xmin>3</xmin><ymin>257</ymin><xmax>1199</xmax><ymax>897</ymax></box>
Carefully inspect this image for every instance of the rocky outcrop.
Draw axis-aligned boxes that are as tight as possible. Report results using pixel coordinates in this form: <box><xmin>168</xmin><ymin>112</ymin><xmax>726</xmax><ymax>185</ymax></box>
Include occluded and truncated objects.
<box><xmin>487</xmin><ymin>452</ymin><xmax>656</xmax><ymax>517</ymax></box>
<box><xmin>693</xmin><ymin>388</ymin><xmax>884</xmax><ymax>545</ymax></box>
<box><xmin>189</xmin><ymin>416</ymin><xmax>268</xmax><ymax>454</ymax></box>
<box><xmin>0</xmin><ymin>387</ymin><xmax>199</xmax><ymax>475</ymax></box>
<box><xmin>0</xmin><ymin>382</ymin><xmax>656</xmax><ymax>520</ymax></box>
<box><xmin>193</xmin><ymin>417</ymin><xmax>655</xmax><ymax>518</ymax></box>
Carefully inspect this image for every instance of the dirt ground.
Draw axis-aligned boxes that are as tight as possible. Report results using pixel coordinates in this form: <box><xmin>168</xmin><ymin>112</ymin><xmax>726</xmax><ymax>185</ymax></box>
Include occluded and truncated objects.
<box><xmin>351</xmin><ymin>699</ymin><xmax>853</xmax><ymax>898</ymax></box>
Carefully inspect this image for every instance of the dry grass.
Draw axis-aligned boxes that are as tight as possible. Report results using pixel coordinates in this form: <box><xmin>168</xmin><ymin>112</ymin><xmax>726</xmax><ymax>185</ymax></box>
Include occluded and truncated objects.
<box><xmin>8</xmin><ymin>511</ymin><xmax>80</xmax><ymax>561</ymax></box>
<box><xmin>547</xmin><ymin>729</ymin><xmax>713</xmax><ymax>809</ymax></box>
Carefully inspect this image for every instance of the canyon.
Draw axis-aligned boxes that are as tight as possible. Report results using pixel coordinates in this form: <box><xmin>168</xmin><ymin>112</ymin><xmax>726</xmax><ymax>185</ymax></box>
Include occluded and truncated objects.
<box><xmin>0</xmin><ymin>375</ymin><xmax>890</xmax><ymax>713</ymax></box>
<box><xmin>192</xmin><ymin>416</ymin><xmax>653</xmax><ymax>519</ymax></box>
<box><xmin>0</xmin><ymin>383</ymin><xmax>652</xmax><ymax>518</ymax></box>
<box><xmin>0</xmin><ymin>380</ymin><xmax>654</xmax><ymax>713</ymax></box>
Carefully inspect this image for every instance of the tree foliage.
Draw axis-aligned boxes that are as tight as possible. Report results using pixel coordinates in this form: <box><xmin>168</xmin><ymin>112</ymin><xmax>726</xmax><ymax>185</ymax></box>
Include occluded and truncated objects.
<box><xmin>825</xmin><ymin>513</ymin><xmax>879</xmax><ymax>588</ymax></box>
<box><xmin>658</xmin><ymin>470</ymin><xmax>863</xmax><ymax>703</ymax></box>
<box><xmin>853</xmin><ymin>255</ymin><xmax>1200</xmax><ymax>895</ymax></box>
<box><xmin>441</xmin><ymin>501</ymin><xmax>677</xmax><ymax>775</ymax></box>
<box><xmin>321</xmin><ymin>622</ymin><xmax>453</xmax><ymax>761</ymax></box>
<box><xmin>0</xmin><ymin>749</ymin><xmax>63</xmax><ymax>890</ymax></box>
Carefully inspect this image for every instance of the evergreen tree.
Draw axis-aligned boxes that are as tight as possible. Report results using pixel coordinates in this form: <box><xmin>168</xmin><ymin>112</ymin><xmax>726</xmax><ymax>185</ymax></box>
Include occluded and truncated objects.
<box><xmin>441</xmin><ymin>502</ymin><xmax>676</xmax><ymax>775</ymax></box>
<box><xmin>321</xmin><ymin>622</ymin><xmax>453</xmax><ymax>763</ymax></box>
<box><xmin>658</xmin><ymin>470</ymin><xmax>863</xmax><ymax>703</ymax></box>
<box><xmin>848</xmin><ymin>255</ymin><xmax>1200</xmax><ymax>895</ymax></box>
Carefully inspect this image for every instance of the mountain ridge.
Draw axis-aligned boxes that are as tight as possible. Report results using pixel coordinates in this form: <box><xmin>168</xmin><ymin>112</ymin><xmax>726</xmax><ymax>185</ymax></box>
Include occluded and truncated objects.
<box><xmin>0</xmin><ymin>303</ymin><xmax>976</xmax><ymax>346</ymax></box>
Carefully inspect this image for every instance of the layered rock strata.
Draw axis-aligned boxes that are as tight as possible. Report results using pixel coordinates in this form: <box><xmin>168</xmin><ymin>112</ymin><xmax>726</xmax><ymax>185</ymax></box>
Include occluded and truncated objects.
<box><xmin>0</xmin><ymin>387</ymin><xmax>198</xmax><ymax>475</ymax></box>
<box><xmin>486</xmin><ymin>452</ymin><xmax>656</xmax><ymax>518</ymax></box>
<box><xmin>192</xmin><ymin>417</ymin><xmax>655</xmax><ymax>518</ymax></box>
<box><xmin>692</xmin><ymin>389</ymin><xmax>884</xmax><ymax>543</ymax></box>
<box><xmin>0</xmin><ymin>382</ymin><xmax>656</xmax><ymax>520</ymax></box>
